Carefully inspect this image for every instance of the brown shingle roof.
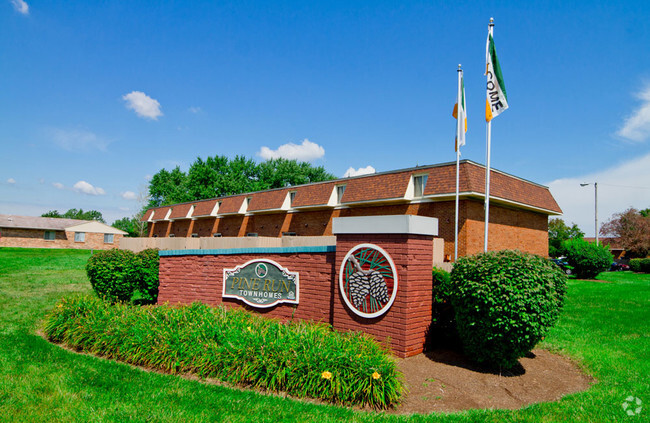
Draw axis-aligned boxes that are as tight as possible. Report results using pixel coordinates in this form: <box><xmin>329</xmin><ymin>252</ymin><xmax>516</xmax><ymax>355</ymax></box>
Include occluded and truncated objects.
<box><xmin>218</xmin><ymin>195</ymin><xmax>246</xmax><ymax>214</ymax></box>
<box><xmin>248</xmin><ymin>189</ymin><xmax>288</xmax><ymax>211</ymax></box>
<box><xmin>342</xmin><ymin>170</ymin><xmax>411</xmax><ymax>203</ymax></box>
<box><xmin>0</xmin><ymin>214</ymin><xmax>89</xmax><ymax>230</ymax></box>
<box><xmin>192</xmin><ymin>199</ymin><xmax>218</xmax><ymax>217</ymax></box>
<box><xmin>169</xmin><ymin>203</ymin><xmax>193</xmax><ymax>219</ymax></box>
<box><xmin>151</xmin><ymin>206</ymin><xmax>171</xmax><ymax>221</ymax></box>
<box><xmin>292</xmin><ymin>181</ymin><xmax>338</xmax><ymax>207</ymax></box>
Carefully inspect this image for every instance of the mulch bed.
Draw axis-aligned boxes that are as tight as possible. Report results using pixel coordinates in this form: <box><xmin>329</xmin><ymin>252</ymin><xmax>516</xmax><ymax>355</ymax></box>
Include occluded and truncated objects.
<box><xmin>389</xmin><ymin>348</ymin><xmax>594</xmax><ymax>415</ymax></box>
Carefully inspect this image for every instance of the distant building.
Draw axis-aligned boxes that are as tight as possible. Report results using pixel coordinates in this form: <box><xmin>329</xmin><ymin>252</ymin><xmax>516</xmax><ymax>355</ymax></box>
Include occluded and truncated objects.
<box><xmin>0</xmin><ymin>214</ymin><xmax>127</xmax><ymax>250</ymax></box>
<box><xmin>140</xmin><ymin>160</ymin><xmax>562</xmax><ymax>260</ymax></box>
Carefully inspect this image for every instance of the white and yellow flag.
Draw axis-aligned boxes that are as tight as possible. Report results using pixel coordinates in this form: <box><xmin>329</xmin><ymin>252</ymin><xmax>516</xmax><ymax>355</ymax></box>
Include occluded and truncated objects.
<box><xmin>452</xmin><ymin>71</ymin><xmax>467</xmax><ymax>151</ymax></box>
<box><xmin>485</xmin><ymin>28</ymin><xmax>508</xmax><ymax>122</ymax></box>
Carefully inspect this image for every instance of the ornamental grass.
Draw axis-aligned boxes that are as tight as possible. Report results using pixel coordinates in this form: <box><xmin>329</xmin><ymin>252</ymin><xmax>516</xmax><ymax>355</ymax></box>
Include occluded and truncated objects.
<box><xmin>43</xmin><ymin>296</ymin><xmax>403</xmax><ymax>409</ymax></box>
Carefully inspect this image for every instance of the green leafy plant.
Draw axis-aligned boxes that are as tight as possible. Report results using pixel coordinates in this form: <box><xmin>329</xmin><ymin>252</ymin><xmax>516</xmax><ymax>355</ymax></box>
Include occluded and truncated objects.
<box><xmin>86</xmin><ymin>249</ymin><xmax>140</xmax><ymax>303</ymax></box>
<box><xmin>629</xmin><ymin>258</ymin><xmax>650</xmax><ymax>273</ymax></box>
<box><xmin>561</xmin><ymin>238</ymin><xmax>613</xmax><ymax>279</ymax></box>
<box><xmin>43</xmin><ymin>296</ymin><xmax>403</xmax><ymax>409</ymax></box>
<box><xmin>135</xmin><ymin>249</ymin><xmax>159</xmax><ymax>303</ymax></box>
<box><xmin>429</xmin><ymin>267</ymin><xmax>457</xmax><ymax>346</ymax></box>
<box><xmin>449</xmin><ymin>250</ymin><xmax>566</xmax><ymax>369</ymax></box>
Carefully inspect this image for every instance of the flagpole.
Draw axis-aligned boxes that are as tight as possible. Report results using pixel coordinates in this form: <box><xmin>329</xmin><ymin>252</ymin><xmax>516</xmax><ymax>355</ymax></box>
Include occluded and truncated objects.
<box><xmin>454</xmin><ymin>64</ymin><xmax>462</xmax><ymax>261</ymax></box>
<box><xmin>484</xmin><ymin>18</ymin><xmax>494</xmax><ymax>253</ymax></box>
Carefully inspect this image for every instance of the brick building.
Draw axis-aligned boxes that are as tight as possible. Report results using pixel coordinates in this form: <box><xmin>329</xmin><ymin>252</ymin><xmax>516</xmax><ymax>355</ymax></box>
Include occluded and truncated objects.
<box><xmin>0</xmin><ymin>215</ymin><xmax>127</xmax><ymax>250</ymax></box>
<box><xmin>141</xmin><ymin>160</ymin><xmax>562</xmax><ymax>260</ymax></box>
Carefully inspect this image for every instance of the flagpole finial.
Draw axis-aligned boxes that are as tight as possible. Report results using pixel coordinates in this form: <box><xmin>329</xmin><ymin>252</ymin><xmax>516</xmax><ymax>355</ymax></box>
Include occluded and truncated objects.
<box><xmin>489</xmin><ymin>17</ymin><xmax>494</xmax><ymax>26</ymax></box>
<box><xmin>457</xmin><ymin>64</ymin><xmax>462</xmax><ymax>71</ymax></box>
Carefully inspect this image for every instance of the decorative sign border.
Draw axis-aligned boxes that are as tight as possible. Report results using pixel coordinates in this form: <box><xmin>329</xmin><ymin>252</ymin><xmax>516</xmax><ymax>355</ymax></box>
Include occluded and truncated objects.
<box><xmin>223</xmin><ymin>259</ymin><xmax>299</xmax><ymax>308</ymax></box>
<box><xmin>338</xmin><ymin>243</ymin><xmax>398</xmax><ymax>319</ymax></box>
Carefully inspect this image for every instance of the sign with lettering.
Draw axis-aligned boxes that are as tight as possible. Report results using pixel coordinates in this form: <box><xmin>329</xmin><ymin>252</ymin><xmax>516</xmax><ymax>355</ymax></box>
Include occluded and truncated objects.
<box><xmin>223</xmin><ymin>259</ymin><xmax>299</xmax><ymax>308</ymax></box>
<box><xmin>339</xmin><ymin>243</ymin><xmax>398</xmax><ymax>318</ymax></box>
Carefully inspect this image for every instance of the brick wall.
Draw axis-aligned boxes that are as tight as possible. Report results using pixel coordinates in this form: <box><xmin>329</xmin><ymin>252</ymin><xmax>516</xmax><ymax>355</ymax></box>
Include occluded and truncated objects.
<box><xmin>333</xmin><ymin>233</ymin><xmax>434</xmax><ymax>357</ymax></box>
<box><xmin>158</xmin><ymin>252</ymin><xmax>337</xmax><ymax>324</ymax></box>
<box><xmin>0</xmin><ymin>228</ymin><xmax>123</xmax><ymax>250</ymax></box>
<box><xmin>158</xmin><ymin>232</ymin><xmax>435</xmax><ymax>358</ymax></box>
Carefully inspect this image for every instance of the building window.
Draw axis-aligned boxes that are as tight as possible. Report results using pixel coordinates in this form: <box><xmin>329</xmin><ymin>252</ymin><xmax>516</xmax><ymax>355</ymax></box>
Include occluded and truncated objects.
<box><xmin>74</xmin><ymin>232</ymin><xmax>85</xmax><ymax>242</ymax></box>
<box><xmin>191</xmin><ymin>233</ymin><xmax>199</xmax><ymax>238</ymax></box>
<box><xmin>104</xmin><ymin>234</ymin><xmax>114</xmax><ymax>243</ymax></box>
<box><xmin>289</xmin><ymin>191</ymin><xmax>296</xmax><ymax>207</ymax></box>
<box><xmin>414</xmin><ymin>174</ymin><xmax>428</xmax><ymax>198</ymax></box>
<box><xmin>336</xmin><ymin>185</ymin><xmax>346</xmax><ymax>204</ymax></box>
<box><xmin>44</xmin><ymin>231</ymin><xmax>56</xmax><ymax>240</ymax></box>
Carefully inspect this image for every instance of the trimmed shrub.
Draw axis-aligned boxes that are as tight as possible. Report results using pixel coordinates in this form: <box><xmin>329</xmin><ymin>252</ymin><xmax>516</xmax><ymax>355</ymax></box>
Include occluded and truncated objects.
<box><xmin>429</xmin><ymin>267</ymin><xmax>457</xmax><ymax>345</ymax></box>
<box><xmin>86</xmin><ymin>249</ymin><xmax>140</xmax><ymax>303</ymax></box>
<box><xmin>135</xmin><ymin>249</ymin><xmax>159</xmax><ymax>304</ymax></box>
<box><xmin>630</xmin><ymin>258</ymin><xmax>650</xmax><ymax>273</ymax></box>
<box><xmin>562</xmin><ymin>238</ymin><xmax>613</xmax><ymax>279</ymax></box>
<box><xmin>449</xmin><ymin>250</ymin><xmax>566</xmax><ymax>369</ymax></box>
<box><xmin>44</xmin><ymin>296</ymin><xmax>403</xmax><ymax>409</ymax></box>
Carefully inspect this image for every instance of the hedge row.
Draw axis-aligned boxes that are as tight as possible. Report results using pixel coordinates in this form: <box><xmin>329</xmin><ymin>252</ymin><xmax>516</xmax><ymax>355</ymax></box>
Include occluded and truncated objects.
<box><xmin>630</xmin><ymin>258</ymin><xmax>650</xmax><ymax>273</ymax></box>
<box><xmin>44</xmin><ymin>296</ymin><xmax>403</xmax><ymax>409</ymax></box>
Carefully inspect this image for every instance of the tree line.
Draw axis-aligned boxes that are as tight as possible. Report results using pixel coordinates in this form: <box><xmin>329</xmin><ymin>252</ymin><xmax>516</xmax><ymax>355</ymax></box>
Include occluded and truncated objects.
<box><xmin>549</xmin><ymin>207</ymin><xmax>650</xmax><ymax>259</ymax></box>
<box><xmin>146</xmin><ymin>156</ymin><xmax>335</xmax><ymax>209</ymax></box>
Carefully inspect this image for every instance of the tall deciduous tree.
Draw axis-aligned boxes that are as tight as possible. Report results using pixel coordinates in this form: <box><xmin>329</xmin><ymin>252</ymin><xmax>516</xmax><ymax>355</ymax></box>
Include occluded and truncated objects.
<box><xmin>600</xmin><ymin>208</ymin><xmax>650</xmax><ymax>258</ymax></box>
<box><xmin>41</xmin><ymin>209</ymin><xmax>106</xmax><ymax>223</ymax></box>
<box><xmin>147</xmin><ymin>155</ymin><xmax>335</xmax><ymax>208</ymax></box>
<box><xmin>548</xmin><ymin>218</ymin><xmax>584</xmax><ymax>257</ymax></box>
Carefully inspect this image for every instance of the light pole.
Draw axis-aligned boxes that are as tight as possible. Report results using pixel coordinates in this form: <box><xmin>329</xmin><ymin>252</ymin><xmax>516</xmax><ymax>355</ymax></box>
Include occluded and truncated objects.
<box><xmin>580</xmin><ymin>182</ymin><xmax>598</xmax><ymax>245</ymax></box>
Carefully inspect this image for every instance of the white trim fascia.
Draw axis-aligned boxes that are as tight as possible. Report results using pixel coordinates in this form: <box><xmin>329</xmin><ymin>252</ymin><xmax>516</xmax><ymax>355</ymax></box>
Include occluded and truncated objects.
<box><xmin>327</xmin><ymin>185</ymin><xmax>339</xmax><ymax>207</ymax></box>
<box><xmin>281</xmin><ymin>192</ymin><xmax>292</xmax><ymax>211</ymax></box>
<box><xmin>164</xmin><ymin>209</ymin><xmax>172</xmax><ymax>221</ymax></box>
<box><xmin>238</xmin><ymin>198</ymin><xmax>250</xmax><ymax>214</ymax></box>
<box><xmin>404</xmin><ymin>175</ymin><xmax>415</xmax><ymax>200</ymax></box>
<box><xmin>339</xmin><ymin>196</ymin><xmax>406</xmax><ymax>207</ymax></box>
<box><xmin>186</xmin><ymin>205</ymin><xmax>194</xmax><ymax>219</ymax></box>
<box><xmin>423</xmin><ymin>190</ymin><xmax>562</xmax><ymax>215</ymax></box>
<box><xmin>210</xmin><ymin>201</ymin><xmax>220</xmax><ymax>216</ymax></box>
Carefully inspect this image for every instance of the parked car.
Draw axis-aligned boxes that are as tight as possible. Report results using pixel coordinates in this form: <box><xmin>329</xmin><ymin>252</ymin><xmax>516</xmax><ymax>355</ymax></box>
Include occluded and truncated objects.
<box><xmin>551</xmin><ymin>258</ymin><xmax>573</xmax><ymax>275</ymax></box>
<box><xmin>610</xmin><ymin>262</ymin><xmax>630</xmax><ymax>271</ymax></box>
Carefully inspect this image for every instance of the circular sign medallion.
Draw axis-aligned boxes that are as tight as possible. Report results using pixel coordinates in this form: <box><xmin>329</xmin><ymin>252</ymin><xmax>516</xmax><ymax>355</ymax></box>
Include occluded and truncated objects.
<box><xmin>255</xmin><ymin>263</ymin><xmax>269</xmax><ymax>278</ymax></box>
<box><xmin>339</xmin><ymin>243</ymin><xmax>398</xmax><ymax>319</ymax></box>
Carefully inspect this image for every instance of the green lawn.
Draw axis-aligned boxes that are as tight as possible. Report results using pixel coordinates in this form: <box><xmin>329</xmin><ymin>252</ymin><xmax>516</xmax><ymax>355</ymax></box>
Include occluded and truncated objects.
<box><xmin>0</xmin><ymin>247</ymin><xmax>648</xmax><ymax>422</ymax></box>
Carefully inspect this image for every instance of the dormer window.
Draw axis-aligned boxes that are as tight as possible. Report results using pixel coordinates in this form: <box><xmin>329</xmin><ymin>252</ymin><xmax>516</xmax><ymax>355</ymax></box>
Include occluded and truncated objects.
<box><xmin>336</xmin><ymin>185</ymin><xmax>346</xmax><ymax>205</ymax></box>
<box><xmin>414</xmin><ymin>175</ymin><xmax>428</xmax><ymax>198</ymax></box>
<box><xmin>289</xmin><ymin>191</ymin><xmax>296</xmax><ymax>207</ymax></box>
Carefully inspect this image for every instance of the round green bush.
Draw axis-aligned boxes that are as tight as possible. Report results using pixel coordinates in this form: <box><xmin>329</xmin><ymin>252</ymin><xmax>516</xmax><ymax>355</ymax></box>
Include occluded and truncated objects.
<box><xmin>561</xmin><ymin>238</ymin><xmax>613</xmax><ymax>279</ymax></box>
<box><xmin>86</xmin><ymin>249</ymin><xmax>140</xmax><ymax>303</ymax></box>
<box><xmin>449</xmin><ymin>250</ymin><xmax>566</xmax><ymax>369</ymax></box>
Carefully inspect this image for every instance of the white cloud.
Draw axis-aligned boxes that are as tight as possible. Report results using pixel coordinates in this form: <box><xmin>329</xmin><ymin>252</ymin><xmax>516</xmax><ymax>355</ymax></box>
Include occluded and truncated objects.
<box><xmin>50</xmin><ymin>128</ymin><xmax>108</xmax><ymax>152</ymax></box>
<box><xmin>258</xmin><ymin>139</ymin><xmax>325</xmax><ymax>161</ymax></box>
<box><xmin>73</xmin><ymin>180</ymin><xmax>106</xmax><ymax>196</ymax></box>
<box><xmin>188</xmin><ymin>106</ymin><xmax>202</xmax><ymax>114</ymax></box>
<box><xmin>343</xmin><ymin>165</ymin><xmax>376</xmax><ymax>178</ymax></box>
<box><xmin>547</xmin><ymin>152</ymin><xmax>650</xmax><ymax>237</ymax></box>
<box><xmin>122</xmin><ymin>91</ymin><xmax>163</xmax><ymax>120</ymax></box>
<box><xmin>120</xmin><ymin>191</ymin><xmax>137</xmax><ymax>200</ymax></box>
<box><xmin>618</xmin><ymin>84</ymin><xmax>650</xmax><ymax>142</ymax></box>
<box><xmin>7</xmin><ymin>178</ymin><xmax>16</xmax><ymax>184</ymax></box>
<box><xmin>145</xmin><ymin>174</ymin><xmax>153</xmax><ymax>181</ymax></box>
<box><xmin>52</xmin><ymin>182</ymin><xmax>65</xmax><ymax>190</ymax></box>
<box><xmin>11</xmin><ymin>0</ymin><xmax>29</xmax><ymax>15</ymax></box>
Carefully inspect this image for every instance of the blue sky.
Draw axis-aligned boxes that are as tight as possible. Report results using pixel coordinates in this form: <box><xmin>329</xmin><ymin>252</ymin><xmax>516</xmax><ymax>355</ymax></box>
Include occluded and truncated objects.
<box><xmin>2</xmin><ymin>1</ymin><xmax>650</xmax><ymax>236</ymax></box>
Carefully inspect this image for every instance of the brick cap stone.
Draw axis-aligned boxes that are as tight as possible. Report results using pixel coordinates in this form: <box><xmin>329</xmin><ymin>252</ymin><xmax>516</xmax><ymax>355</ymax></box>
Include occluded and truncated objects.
<box><xmin>332</xmin><ymin>215</ymin><xmax>438</xmax><ymax>236</ymax></box>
